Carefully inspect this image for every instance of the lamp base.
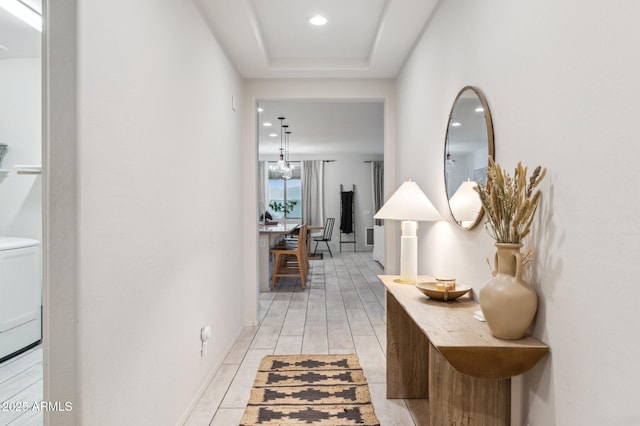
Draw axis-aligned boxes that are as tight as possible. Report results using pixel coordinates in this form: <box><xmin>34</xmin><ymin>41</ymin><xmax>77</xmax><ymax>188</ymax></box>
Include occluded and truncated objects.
<box><xmin>399</xmin><ymin>221</ymin><xmax>418</xmax><ymax>284</ymax></box>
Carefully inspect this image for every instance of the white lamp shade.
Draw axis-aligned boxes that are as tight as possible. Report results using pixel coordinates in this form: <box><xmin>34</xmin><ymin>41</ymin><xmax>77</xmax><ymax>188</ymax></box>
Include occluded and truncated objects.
<box><xmin>374</xmin><ymin>180</ymin><xmax>440</xmax><ymax>221</ymax></box>
<box><xmin>449</xmin><ymin>180</ymin><xmax>482</xmax><ymax>221</ymax></box>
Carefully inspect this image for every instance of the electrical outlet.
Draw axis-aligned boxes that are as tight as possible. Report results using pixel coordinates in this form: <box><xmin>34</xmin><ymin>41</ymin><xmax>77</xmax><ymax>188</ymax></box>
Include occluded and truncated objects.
<box><xmin>200</xmin><ymin>325</ymin><xmax>211</xmax><ymax>357</ymax></box>
<box><xmin>201</xmin><ymin>325</ymin><xmax>211</xmax><ymax>342</ymax></box>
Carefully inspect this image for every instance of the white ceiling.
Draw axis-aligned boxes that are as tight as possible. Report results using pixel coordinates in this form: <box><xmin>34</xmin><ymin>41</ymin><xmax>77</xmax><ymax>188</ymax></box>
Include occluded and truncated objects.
<box><xmin>1</xmin><ymin>1</ymin><xmax>431</xmax><ymax>155</ymax></box>
<box><xmin>196</xmin><ymin>0</ymin><xmax>439</xmax><ymax>78</ymax></box>
<box><xmin>0</xmin><ymin>0</ymin><xmax>41</xmax><ymax>59</ymax></box>
<box><xmin>199</xmin><ymin>1</ymin><xmax>438</xmax><ymax>155</ymax></box>
<box><xmin>2</xmin><ymin>0</ymin><xmax>439</xmax><ymax>76</ymax></box>
<box><xmin>257</xmin><ymin>100</ymin><xmax>384</xmax><ymax>157</ymax></box>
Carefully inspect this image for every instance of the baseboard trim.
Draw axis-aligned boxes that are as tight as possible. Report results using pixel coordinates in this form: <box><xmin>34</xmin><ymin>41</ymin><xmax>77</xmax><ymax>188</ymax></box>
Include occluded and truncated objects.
<box><xmin>176</xmin><ymin>324</ymin><xmax>244</xmax><ymax>425</ymax></box>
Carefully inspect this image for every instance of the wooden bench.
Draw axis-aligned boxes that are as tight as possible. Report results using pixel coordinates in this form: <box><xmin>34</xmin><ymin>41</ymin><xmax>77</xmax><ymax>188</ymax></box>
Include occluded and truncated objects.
<box><xmin>378</xmin><ymin>275</ymin><xmax>549</xmax><ymax>425</ymax></box>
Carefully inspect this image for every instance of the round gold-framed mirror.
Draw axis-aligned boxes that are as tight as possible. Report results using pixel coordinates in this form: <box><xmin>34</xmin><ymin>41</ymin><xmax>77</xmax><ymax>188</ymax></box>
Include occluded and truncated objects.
<box><xmin>444</xmin><ymin>86</ymin><xmax>494</xmax><ymax>230</ymax></box>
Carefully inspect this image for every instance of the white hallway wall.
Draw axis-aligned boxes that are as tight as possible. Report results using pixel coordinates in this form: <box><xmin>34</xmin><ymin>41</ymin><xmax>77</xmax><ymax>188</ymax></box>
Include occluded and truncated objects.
<box><xmin>0</xmin><ymin>58</ymin><xmax>41</xmax><ymax>240</ymax></box>
<box><xmin>48</xmin><ymin>0</ymin><xmax>245</xmax><ymax>424</ymax></box>
<box><xmin>396</xmin><ymin>1</ymin><xmax>640</xmax><ymax>425</ymax></box>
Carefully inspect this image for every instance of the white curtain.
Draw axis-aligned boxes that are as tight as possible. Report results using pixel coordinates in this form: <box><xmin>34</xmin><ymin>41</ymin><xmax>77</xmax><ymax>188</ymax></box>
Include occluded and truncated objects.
<box><xmin>301</xmin><ymin>160</ymin><xmax>324</xmax><ymax>226</ymax></box>
<box><xmin>371</xmin><ymin>161</ymin><xmax>384</xmax><ymax>226</ymax></box>
<box><xmin>258</xmin><ymin>161</ymin><xmax>268</xmax><ymax>218</ymax></box>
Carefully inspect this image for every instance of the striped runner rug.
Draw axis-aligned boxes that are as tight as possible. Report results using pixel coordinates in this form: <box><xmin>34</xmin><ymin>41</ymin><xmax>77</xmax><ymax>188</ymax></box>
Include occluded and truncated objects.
<box><xmin>240</xmin><ymin>354</ymin><xmax>380</xmax><ymax>425</ymax></box>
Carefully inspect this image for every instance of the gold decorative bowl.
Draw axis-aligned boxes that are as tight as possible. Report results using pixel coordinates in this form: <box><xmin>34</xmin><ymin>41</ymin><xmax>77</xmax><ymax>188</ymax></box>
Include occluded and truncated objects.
<box><xmin>415</xmin><ymin>281</ymin><xmax>471</xmax><ymax>301</ymax></box>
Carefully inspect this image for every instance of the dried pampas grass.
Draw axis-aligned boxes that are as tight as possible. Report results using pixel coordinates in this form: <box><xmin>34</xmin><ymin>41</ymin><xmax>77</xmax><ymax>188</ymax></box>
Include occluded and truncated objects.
<box><xmin>474</xmin><ymin>158</ymin><xmax>546</xmax><ymax>243</ymax></box>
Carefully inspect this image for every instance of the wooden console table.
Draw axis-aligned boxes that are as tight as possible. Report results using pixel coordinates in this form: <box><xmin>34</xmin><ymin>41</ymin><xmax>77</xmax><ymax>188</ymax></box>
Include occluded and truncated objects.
<box><xmin>378</xmin><ymin>275</ymin><xmax>549</xmax><ymax>425</ymax></box>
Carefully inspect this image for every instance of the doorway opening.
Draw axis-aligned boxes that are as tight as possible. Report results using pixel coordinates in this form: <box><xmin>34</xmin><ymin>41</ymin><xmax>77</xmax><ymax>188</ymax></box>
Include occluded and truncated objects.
<box><xmin>255</xmin><ymin>99</ymin><xmax>385</xmax><ymax>295</ymax></box>
<box><xmin>0</xmin><ymin>1</ymin><xmax>44</xmax><ymax>424</ymax></box>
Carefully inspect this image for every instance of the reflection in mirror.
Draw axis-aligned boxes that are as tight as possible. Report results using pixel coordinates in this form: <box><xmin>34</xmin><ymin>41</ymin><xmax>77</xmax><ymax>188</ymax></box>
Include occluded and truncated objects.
<box><xmin>444</xmin><ymin>86</ymin><xmax>494</xmax><ymax>230</ymax></box>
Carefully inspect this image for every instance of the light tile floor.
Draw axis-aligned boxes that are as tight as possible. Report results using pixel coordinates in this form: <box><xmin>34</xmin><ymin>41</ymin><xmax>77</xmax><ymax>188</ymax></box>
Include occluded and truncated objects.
<box><xmin>0</xmin><ymin>344</ymin><xmax>43</xmax><ymax>426</ymax></box>
<box><xmin>184</xmin><ymin>251</ymin><xmax>427</xmax><ymax>426</ymax></box>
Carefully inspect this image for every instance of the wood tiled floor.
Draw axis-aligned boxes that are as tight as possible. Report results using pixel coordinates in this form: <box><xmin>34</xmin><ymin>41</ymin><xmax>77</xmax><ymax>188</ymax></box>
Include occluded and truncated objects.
<box><xmin>0</xmin><ymin>344</ymin><xmax>43</xmax><ymax>426</ymax></box>
<box><xmin>0</xmin><ymin>252</ymin><xmax>425</xmax><ymax>426</ymax></box>
<box><xmin>185</xmin><ymin>251</ymin><xmax>426</xmax><ymax>426</ymax></box>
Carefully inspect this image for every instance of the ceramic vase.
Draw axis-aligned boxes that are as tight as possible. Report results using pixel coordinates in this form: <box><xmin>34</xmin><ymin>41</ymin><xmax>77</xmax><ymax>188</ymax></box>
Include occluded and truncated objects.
<box><xmin>479</xmin><ymin>243</ymin><xmax>537</xmax><ymax>340</ymax></box>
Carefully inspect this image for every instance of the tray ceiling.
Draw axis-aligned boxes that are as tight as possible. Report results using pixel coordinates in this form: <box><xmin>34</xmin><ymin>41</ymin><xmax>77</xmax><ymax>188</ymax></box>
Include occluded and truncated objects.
<box><xmin>196</xmin><ymin>0</ymin><xmax>439</xmax><ymax>78</ymax></box>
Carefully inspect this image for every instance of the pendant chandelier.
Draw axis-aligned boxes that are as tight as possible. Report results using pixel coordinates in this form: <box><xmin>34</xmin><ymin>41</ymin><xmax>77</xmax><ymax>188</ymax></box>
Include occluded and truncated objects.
<box><xmin>274</xmin><ymin>116</ymin><xmax>294</xmax><ymax>179</ymax></box>
<box><xmin>281</xmin><ymin>130</ymin><xmax>293</xmax><ymax>180</ymax></box>
<box><xmin>276</xmin><ymin>117</ymin><xmax>288</xmax><ymax>173</ymax></box>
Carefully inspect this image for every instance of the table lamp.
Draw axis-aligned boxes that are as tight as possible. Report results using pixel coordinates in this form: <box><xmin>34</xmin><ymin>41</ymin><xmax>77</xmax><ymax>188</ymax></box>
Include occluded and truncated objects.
<box><xmin>374</xmin><ymin>179</ymin><xmax>440</xmax><ymax>283</ymax></box>
<box><xmin>449</xmin><ymin>179</ymin><xmax>482</xmax><ymax>227</ymax></box>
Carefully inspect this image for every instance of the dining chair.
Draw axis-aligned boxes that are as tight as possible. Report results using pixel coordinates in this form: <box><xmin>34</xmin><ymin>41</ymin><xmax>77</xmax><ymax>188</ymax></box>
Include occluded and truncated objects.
<box><xmin>313</xmin><ymin>217</ymin><xmax>335</xmax><ymax>258</ymax></box>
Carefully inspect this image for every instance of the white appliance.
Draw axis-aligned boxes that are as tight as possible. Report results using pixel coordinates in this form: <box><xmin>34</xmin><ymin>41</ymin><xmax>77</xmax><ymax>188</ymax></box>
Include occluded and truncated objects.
<box><xmin>0</xmin><ymin>238</ymin><xmax>42</xmax><ymax>361</ymax></box>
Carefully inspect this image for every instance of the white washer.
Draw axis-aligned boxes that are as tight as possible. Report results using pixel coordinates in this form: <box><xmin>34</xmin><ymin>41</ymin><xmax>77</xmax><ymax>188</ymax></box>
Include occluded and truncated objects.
<box><xmin>0</xmin><ymin>238</ymin><xmax>42</xmax><ymax>362</ymax></box>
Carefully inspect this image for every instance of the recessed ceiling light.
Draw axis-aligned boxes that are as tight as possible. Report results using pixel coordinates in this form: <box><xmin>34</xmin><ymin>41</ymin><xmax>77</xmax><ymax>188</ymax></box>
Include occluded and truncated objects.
<box><xmin>451</xmin><ymin>122</ymin><xmax>461</xmax><ymax>127</ymax></box>
<box><xmin>257</xmin><ymin>107</ymin><xmax>264</xmax><ymax>112</ymax></box>
<box><xmin>269</xmin><ymin>133</ymin><xmax>278</xmax><ymax>137</ymax></box>
<box><xmin>309</xmin><ymin>15</ymin><xmax>327</xmax><ymax>26</ymax></box>
<box><xmin>475</xmin><ymin>107</ymin><xmax>484</xmax><ymax>112</ymax></box>
<box><xmin>263</xmin><ymin>122</ymin><xmax>272</xmax><ymax>127</ymax></box>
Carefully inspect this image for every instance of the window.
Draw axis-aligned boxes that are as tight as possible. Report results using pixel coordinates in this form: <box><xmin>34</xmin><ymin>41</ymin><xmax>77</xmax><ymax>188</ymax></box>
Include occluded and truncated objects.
<box><xmin>267</xmin><ymin>162</ymin><xmax>302</xmax><ymax>219</ymax></box>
